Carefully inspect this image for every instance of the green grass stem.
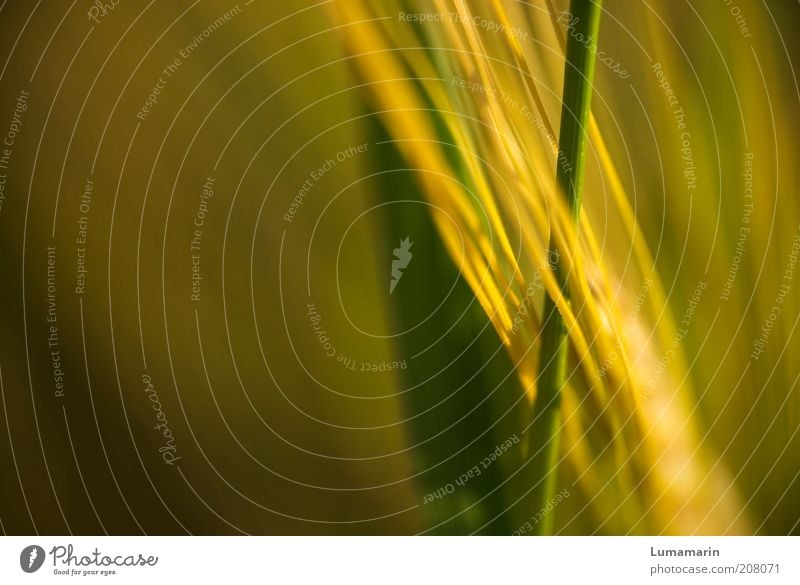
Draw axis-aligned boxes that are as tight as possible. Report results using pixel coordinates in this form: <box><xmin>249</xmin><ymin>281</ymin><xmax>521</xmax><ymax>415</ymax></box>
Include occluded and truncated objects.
<box><xmin>528</xmin><ymin>0</ymin><xmax>602</xmax><ymax>536</ymax></box>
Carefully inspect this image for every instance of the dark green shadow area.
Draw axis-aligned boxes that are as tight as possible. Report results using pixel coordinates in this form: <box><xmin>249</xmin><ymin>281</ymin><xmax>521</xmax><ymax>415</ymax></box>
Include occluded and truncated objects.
<box><xmin>365</xmin><ymin>116</ymin><xmax>537</xmax><ymax>535</ymax></box>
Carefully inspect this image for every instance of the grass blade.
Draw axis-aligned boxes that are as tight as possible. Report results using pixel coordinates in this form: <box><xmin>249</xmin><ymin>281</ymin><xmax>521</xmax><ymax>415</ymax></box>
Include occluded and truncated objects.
<box><xmin>529</xmin><ymin>0</ymin><xmax>603</xmax><ymax>536</ymax></box>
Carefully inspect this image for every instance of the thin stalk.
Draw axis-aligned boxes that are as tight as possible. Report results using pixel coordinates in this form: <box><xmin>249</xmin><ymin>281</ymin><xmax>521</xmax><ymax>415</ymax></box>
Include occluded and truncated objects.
<box><xmin>529</xmin><ymin>0</ymin><xmax>602</xmax><ymax>535</ymax></box>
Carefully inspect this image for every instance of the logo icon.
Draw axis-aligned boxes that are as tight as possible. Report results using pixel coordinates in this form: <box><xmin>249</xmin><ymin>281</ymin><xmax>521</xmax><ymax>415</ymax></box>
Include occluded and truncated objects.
<box><xmin>20</xmin><ymin>545</ymin><xmax>45</xmax><ymax>573</ymax></box>
<box><xmin>390</xmin><ymin>237</ymin><xmax>413</xmax><ymax>294</ymax></box>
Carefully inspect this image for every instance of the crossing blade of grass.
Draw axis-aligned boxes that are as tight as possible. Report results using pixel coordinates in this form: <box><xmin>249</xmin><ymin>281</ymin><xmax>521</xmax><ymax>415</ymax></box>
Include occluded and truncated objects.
<box><xmin>529</xmin><ymin>0</ymin><xmax>603</xmax><ymax>536</ymax></box>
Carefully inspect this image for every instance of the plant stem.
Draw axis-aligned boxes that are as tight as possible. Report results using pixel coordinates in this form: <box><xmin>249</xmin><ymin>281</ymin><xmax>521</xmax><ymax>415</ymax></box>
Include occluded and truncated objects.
<box><xmin>529</xmin><ymin>0</ymin><xmax>602</xmax><ymax>536</ymax></box>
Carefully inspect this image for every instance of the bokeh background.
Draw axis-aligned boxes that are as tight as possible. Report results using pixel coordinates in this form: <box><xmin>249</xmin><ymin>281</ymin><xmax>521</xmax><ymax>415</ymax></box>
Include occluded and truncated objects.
<box><xmin>0</xmin><ymin>0</ymin><xmax>798</xmax><ymax>535</ymax></box>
